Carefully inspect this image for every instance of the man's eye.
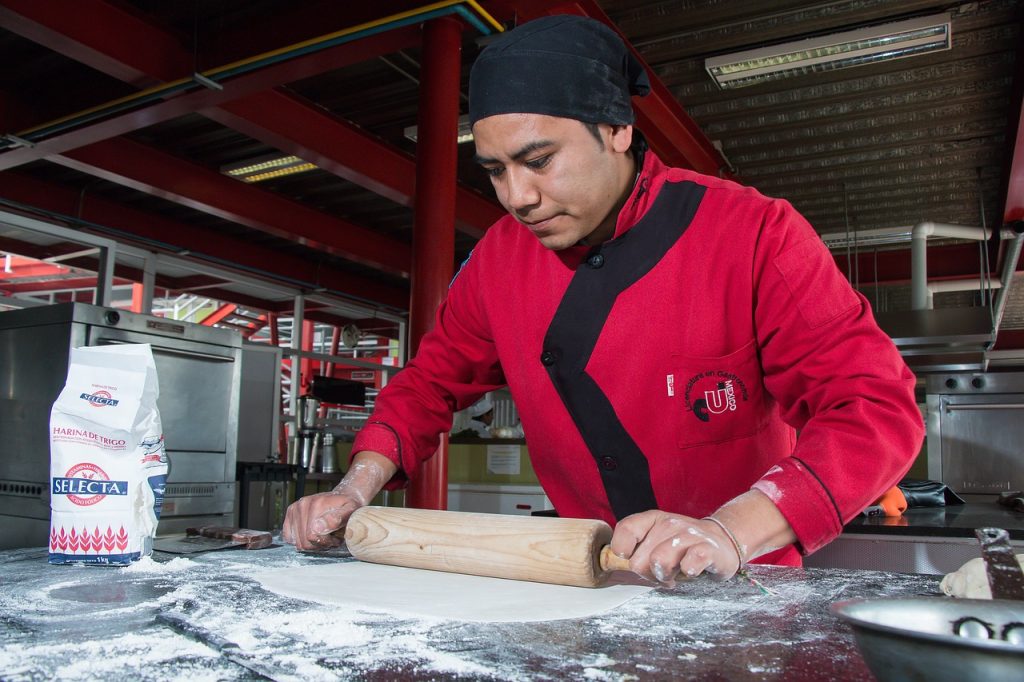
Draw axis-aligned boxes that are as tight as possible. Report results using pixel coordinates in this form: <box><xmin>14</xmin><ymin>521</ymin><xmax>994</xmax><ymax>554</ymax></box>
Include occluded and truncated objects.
<box><xmin>485</xmin><ymin>166</ymin><xmax>505</xmax><ymax>178</ymax></box>
<box><xmin>526</xmin><ymin>156</ymin><xmax>551</xmax><ymax>170</ymax></box>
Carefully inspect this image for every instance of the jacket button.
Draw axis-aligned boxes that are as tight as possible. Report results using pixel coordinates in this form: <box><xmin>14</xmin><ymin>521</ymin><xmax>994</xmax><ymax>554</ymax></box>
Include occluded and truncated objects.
<box><xmin>587</xmin><ymin>253</ymin><xmax>605</xmax><ymax>268</ymax></box>
<box><xmin>541</xmin><ymin>350</ymin><xmax>557</xmax><ymax>366</ymax></box>
<box><xmin>600</xmin><ymin>456</ymin><xmax>617</xmax><ymax>471</ymax></box>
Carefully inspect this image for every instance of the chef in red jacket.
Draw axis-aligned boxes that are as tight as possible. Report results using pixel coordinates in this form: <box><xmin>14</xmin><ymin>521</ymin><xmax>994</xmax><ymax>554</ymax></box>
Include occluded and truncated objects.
<box><xmin>283</xmin><ymin>15</ymin><xmax>923</xmax><ymax>584</ymax></box>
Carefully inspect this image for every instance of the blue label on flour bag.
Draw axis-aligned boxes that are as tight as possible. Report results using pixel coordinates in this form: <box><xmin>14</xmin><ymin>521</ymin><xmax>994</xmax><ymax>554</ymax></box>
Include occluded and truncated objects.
<box><xmin>52</xmin><ymin>477</ymin><xmax>128</xmax><ymax>497</ymax></box>
<box><xmin>148</xmin><ymin>474</ymin><xmax>167</xmax><ymax>518</ymax></box>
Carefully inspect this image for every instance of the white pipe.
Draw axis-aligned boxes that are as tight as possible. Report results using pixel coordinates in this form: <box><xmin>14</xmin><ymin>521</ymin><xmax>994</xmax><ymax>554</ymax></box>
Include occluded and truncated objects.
<box><xmin>910</xmin><ymin>222</ymin><xmax>1014</xmax><ymax>311</ymax></box>
<box><xmin>922</xmin><ymin>277</ymin><xmax>1002</xmax><ymax>310</ymax></box>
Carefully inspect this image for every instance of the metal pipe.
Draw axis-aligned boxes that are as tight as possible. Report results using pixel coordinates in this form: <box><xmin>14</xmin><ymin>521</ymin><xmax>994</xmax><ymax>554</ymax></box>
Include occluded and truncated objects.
<box><xmin>927</xmin><ymin>278</ymin><xmax>1002</xmax><ymax>294</ymax></box>
<box><xmin>3</xmin><ymin>2</ymin><xmax>501</xmax><ymax>149</ymax></box>
<box><xmin>405</xmin><ymin>17</ymin><xmax>462</xmax><ymax>512</ymax></box>
<box><xmin>910</xmin><ymin>222</ymin><xmax>1008</xmax><ymax>310</ymax></box>
<box><xmin>991</xmin><ymin>227</ymin><xmax>1024</xmax><ymax>339</ymax></box>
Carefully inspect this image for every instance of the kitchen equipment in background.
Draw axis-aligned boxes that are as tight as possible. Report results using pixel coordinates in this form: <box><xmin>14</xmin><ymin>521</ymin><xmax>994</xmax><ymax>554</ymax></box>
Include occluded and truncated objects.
<box><xmin>976</xmin><ymin>527</ymin><xmax>1024</xmax><ymax>599</ymax></box>
<box><xmin>926</xmin><ymin>372</ymin><xmax>1024</xmax><ymax>495</ymax></box>
<box><xmin>0</xmin><ymin>303</ymin><xmax>244</xmax><ymax>549</ymax></box>
<box><xmin>292</xmin><ymin>394</ymin><xmax>323</xmax><ymax>473</ymax></box>
<box><xmin>832</xmin><ymin>597</ymin><xmax>1024</xmax><ymax>682</ymax></box>
<box><xmin>833</xmin><ymin>525</ymin><xmax>1024</xmax><ymax>680</ymax></box>
<box><xmin>319</xmin><ymin>433</ymin><xmax>338</xmax><ymax>473</ymax></box>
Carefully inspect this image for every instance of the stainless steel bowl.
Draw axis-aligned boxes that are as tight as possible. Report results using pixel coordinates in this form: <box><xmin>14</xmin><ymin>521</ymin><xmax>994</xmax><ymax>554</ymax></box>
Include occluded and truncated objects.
<box><xmin>832</xmin><ymin>597</ymin><xmax>1024</xmax><ymax>682</ymax></box>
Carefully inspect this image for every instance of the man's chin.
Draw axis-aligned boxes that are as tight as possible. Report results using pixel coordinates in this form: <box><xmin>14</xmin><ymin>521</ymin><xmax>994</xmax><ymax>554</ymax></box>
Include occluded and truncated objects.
<box><xmin>535</xmin><ymin>233</ymin><xmax>579</xmax><ymax>251</ymax></box>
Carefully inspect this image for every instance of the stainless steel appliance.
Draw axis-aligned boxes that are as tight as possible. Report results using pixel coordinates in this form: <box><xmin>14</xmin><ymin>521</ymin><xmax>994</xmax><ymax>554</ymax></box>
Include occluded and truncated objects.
<box><xmin>0</xmin><ymin>303</ymin><xmax>243</xmax><ymax>549</ymax></box>
<box><xmin>927</xmin><ymin>371</ymin><xmax>1024</xmax><ymax>495</ymax></box>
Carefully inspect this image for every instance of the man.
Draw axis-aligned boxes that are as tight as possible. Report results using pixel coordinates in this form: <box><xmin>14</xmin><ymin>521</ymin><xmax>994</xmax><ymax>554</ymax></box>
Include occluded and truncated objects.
<box><xmin>283</xmin><ymin>15</ymin><xmax>923</xmax><ymax>584</ymax></box>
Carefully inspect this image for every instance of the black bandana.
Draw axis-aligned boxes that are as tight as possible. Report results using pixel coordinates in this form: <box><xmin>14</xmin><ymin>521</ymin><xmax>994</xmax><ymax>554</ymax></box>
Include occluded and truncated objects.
<box><xmin>468</xmin><ymin>15</ymin><xmax>651</xmax><ymax>127</ymax></box>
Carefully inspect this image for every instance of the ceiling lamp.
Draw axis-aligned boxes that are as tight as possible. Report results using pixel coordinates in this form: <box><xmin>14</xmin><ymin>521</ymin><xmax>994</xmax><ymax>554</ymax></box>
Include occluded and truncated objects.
<box><xmin>221</xmin><ymin>154</ymin><xmax>317</xmax><ymax>183</ymax></box>
<box><xmin>404</xmin><ymin>114</ymin><xmax>475</xmax><ymax>145</ymax></box>
<box><xmin>705</xmin><ymin>13</ymin><xmax>952</xmax><ymax>90</ymax></box>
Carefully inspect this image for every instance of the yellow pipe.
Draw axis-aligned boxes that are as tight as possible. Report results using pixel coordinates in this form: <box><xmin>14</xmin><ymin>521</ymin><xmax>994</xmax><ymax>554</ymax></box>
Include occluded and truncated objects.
<box><xmin>465</xmin><ymin>0</ymin><xmax>505</xmax><ymax>32</ymax></box>
<box><xmin>15</xmin><ymin>1</ymin><xmax>504</xmax><ymax>138</ymax></box>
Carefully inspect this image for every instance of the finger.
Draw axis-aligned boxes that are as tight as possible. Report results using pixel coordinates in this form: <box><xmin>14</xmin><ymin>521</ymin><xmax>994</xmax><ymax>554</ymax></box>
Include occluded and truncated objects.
<box><xmin>311</xmin><ymin>505</ymin><xmax>352</xmax><ymax>536</ymax></box>
<box><xmin>647</xmin><ymin>534</ymin><xmax>700</xmax><ymax>585</ymax></box>
<box><xmin>609</xmin><ymin>510</ymin><xmax>661</xmax><ymax>560</ymax></box>
<box><xmin>677</xmin><ymin>542</ymin><xmax>718</xmax><ymax>580</ymax></box>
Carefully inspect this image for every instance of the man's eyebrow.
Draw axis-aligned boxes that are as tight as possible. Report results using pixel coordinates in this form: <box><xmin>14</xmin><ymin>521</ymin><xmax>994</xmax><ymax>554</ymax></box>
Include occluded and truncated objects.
<box><xmin>474</xmin><ymin>139</ymin><xmax>556</xmax><ymax>166</ymax></box>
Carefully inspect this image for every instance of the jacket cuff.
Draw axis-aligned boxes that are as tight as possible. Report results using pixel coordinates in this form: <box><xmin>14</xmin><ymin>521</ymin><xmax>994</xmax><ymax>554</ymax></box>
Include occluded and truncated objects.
<box><xmin>751</xmin><ymin>457</ymin><xmax>843</xmax><ymax>555</ymax></box>
<box><xmin>351</xmin><ymin>422</ymin><xmax>409</xmax><ymax>490</ymax></box>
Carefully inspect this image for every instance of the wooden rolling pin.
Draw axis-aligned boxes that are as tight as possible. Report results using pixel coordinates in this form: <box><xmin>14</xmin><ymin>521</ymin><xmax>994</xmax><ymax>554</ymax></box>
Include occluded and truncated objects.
<box><xmin>344</xmin><ymin>506</ymin><xmax>632</xmax><ymax>588</ymax></box>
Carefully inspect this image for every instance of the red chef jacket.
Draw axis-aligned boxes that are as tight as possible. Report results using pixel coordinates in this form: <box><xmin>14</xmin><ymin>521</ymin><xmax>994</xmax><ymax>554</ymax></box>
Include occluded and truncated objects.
<box><xmin>353</xmin><ymin>149</ymin><xmax>924</xmax><ymax>565</ymax></box>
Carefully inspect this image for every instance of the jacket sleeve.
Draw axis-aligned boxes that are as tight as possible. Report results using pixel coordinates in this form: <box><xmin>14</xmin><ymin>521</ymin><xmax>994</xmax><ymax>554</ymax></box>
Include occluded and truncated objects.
<box><xmin>748</xmin><ymin>199</ymin><xmax>924</xmax><ymax>554</ymax></box>
<box><xmin>351</xmin><ymin>246</ymin><xmax>507</xmax><ymax>488</ymax></box>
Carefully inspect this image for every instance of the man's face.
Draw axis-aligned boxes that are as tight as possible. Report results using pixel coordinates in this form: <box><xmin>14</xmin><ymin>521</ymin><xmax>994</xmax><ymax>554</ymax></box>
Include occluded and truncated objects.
<box><xmin>473</xmin><ymin>114</ymin><xmax>634</xmax><ymax>250</ymax></box>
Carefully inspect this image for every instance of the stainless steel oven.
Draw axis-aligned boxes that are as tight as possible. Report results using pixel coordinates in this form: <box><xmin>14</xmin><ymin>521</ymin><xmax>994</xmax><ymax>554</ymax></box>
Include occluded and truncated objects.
<box><xmin>926</xmin><ymin>371</ymin><xmax>1024</xmax><ymax>495</ymax></box>
<box><xmin>0</xmin><ymin>303</ymin><xmax>243</xmax><ymax>549</ymax></box>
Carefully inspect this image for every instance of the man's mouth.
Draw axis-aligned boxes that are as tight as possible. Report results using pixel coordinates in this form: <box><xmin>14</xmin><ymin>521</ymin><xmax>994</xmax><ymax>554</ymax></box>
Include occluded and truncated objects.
<box><xmin>522</xmin><ymin>215</ymin><xmax>557</xmax><ymax>231</ymax></box>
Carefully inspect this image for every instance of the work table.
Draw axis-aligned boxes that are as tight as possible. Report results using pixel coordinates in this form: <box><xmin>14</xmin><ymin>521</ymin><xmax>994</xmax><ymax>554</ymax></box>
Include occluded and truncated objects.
<box><xmin>0</xmin><ymin>542</ymin><xmax>940</xmax><ymax>680</ymax></box>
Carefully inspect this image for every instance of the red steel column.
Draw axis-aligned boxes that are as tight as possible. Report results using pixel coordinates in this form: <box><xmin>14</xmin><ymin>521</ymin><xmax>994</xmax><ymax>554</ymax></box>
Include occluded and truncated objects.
<box><xmin>405</xmin><ymin>17</ymin><xmax>462</xmax><ymax>510</ymax></box>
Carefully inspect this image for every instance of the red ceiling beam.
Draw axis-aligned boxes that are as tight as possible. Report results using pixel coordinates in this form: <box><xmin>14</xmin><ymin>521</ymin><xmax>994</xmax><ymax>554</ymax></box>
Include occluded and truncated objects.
<box><xmin>0</xmin><ymin>171</ymin><xmax>409</xmax><ymax>309</ymax></box>
<box><xmin>0</xmin><ymin>25</ymin><xmax>422</xmax><ymax>171</ymax></box>
<box><xmin>207</xmin><ymin>91</ymin><xmax>503</xmax><ymax>237</ymax></box>
<box><xmin>832</xmin><ymin>242</ymin><xmax>1004</xmax><ymax>285</ymax></box>
<box><xmin>200</xmin><ymin>1</ymin><xmax>427</xmax><ymax>67</ymax></box>
<box><xmin>50</xmin><ymin>136</ymin><xmax>410</xmax><ymax>275</ymax></box>
<box><xmin>0</xmin><ymin>0</ymin><xmax>190</xmax><ymax>87</ymax></box>
<box><xmin>0</xmin><ymin>1</ymin><xmax>502</xmax><ymax>235</ymax></box>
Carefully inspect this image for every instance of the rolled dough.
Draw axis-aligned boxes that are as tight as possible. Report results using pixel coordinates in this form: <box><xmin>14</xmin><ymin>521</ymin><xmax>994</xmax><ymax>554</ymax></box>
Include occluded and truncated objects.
<box><xmin>256</xmin><ymin>561</ymin><xmax>652</xmax><ymax>623</ymax></box>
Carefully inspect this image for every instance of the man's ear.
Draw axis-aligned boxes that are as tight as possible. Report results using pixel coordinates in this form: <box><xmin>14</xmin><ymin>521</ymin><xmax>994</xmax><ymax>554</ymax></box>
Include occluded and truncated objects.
<box><xmin>609</xmin><ymin>124</ymin><xmax>634</xmax><ymax>153</ymax></box>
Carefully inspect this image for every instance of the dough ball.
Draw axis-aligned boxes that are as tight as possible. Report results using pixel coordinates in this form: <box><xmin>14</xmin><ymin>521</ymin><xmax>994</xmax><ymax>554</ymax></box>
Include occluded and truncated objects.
<box><xmin>940</xmin><ymin>555</ymin><xmax>1024</xmax><ymax>599</ymax></box>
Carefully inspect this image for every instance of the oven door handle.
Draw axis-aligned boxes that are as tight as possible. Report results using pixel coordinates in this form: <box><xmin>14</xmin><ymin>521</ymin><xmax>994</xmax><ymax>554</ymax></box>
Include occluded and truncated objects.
<box><xmin>944</xmin><ymin>403</ymin><xmax>1024</xmax><ymax>411</ymax></box>
<box><xmin>95</xmin><ymin>337</ymin><xmax>235</xmax><ymax>363</ymax></box>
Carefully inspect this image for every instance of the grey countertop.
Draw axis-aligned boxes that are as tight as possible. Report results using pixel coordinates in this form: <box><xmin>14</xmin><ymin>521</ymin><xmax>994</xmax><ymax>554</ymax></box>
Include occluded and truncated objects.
<box><xmin>0</xmin><ymin>542</ymin><xmax>941</xmax><ymax>681</ymax></box>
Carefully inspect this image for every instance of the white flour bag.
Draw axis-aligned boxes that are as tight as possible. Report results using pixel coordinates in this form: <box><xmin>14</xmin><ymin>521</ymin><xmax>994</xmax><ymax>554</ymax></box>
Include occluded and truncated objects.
<box><xmin>48</xmin><ymin>344</ymin><xmax>167</xmax><ymax>565</ymax></box>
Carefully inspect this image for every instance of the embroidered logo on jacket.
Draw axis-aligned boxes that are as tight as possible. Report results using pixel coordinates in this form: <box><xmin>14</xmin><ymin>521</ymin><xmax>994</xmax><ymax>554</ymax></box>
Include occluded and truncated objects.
<box><xmin>684</xmin><ymin>371</ymin><xmax>748</xmax><ymax>422</ymax></box>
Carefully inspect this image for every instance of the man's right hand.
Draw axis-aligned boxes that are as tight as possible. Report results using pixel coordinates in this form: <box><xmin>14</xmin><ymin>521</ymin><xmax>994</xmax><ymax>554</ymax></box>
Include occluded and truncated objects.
<box><xmin>280</xmin><ymin>450</ymin><xmax>396</xmax><ymax>551</ymax></box>
<box><xmin>281</xmin><ymin>489</ymin><xmax>363</xmax><ymax>551</ymax></box>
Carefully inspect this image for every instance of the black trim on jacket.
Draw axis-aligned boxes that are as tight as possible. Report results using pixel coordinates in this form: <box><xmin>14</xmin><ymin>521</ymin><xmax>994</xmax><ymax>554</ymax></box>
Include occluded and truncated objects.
<box><xmin>541</xmin><ymin>180</ymin><xmax>707</xmax><ymax>520</ymax></box>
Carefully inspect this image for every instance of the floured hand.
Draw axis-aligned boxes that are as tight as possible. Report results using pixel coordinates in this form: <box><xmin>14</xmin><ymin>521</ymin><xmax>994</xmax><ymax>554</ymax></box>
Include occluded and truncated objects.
<box><xmin>281</xmin><ymin>451</ymin><xmax>396</xmax><ymax>551</ymax></box>
<box><xmin>609</xmin><ymin>511</ymin><xmax>742</xmax><ymax>585</ymax></box>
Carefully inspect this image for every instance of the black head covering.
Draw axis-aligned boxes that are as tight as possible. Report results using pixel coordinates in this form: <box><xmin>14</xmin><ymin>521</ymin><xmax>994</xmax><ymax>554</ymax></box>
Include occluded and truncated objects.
<box><xmin>468</xmin><ymin>15</ymin><xmax>650</xmax><ymax>127</ymax></box>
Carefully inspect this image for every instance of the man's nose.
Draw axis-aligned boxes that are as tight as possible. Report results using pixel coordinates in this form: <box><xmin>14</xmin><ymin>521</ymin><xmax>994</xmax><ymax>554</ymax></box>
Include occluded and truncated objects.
<box><xmin>504</xmin><ymin>170</ymin><xmax>540</xmax><ymax>212</ymax></box>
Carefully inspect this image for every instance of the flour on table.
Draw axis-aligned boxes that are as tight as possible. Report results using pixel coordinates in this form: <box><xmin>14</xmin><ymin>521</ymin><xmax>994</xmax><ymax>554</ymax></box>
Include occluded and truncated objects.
<box><xmin>255</xmin><ymin>561</ymin><xmax>651</xmax><ymax>623</ymax></box>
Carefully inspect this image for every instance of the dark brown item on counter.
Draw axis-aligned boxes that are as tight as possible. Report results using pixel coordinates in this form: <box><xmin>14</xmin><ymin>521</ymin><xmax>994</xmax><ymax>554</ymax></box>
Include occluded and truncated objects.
<box><xmin>996</xmin><ymin>491</ymin><xmax>1024</xmax><ymax>513</ymax></box>
<box><xmin>187</xmin><ymin>526</ymin><xmax>273</xmax><ymax>549</ymax></box>
<box><xmin>153</xmin><ymin>527</ymin><xmax>273</xmax><ymax>554</ymax></box>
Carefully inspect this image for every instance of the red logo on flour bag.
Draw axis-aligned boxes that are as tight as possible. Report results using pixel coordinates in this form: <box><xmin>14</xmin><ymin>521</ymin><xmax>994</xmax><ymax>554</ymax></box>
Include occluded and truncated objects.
<box><xmin>80</xmin><ymin>389</ymin><xmax>119</xmax><ymax>407</ymax></box>
<box><xmin>49</xmin><ymin>344</ymin><xmax>166</xmax><ymax>565</ymax></box>
<box><xmin>52</xmin><ymin>462</ymin><xmax>128</xmax><ymax>506</ymax></box>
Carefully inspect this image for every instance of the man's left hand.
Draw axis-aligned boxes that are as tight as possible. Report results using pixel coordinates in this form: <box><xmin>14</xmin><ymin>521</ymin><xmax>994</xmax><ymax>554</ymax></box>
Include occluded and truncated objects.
<box><xmin>609</xmin><ymin>511</ymin><xmax>742</xmax><ymax>585</ymax></box>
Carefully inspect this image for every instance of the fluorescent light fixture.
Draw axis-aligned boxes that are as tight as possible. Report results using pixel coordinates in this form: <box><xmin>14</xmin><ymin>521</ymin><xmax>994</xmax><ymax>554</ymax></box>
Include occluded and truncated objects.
<box><xmin>404</xmin><ymin>114</ymin><xmax>475</xmax><ymax>145</ymax></box>
<box><xmin>221</xmin><ymin>154</ymin><xmax>317</xmax><ymax>183</ymax></box>
<box><xmin>705</xmin><ymin>13</ymin><xmax>952</xmax><ymax>89</ymax></box>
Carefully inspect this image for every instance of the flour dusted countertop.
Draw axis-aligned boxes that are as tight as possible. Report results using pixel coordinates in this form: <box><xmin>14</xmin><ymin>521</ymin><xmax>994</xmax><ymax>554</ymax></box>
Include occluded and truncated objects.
<box><xmin>0</xmin><ymin>542</ymin><xmax>939</xmax><ymax>681</ymax></box>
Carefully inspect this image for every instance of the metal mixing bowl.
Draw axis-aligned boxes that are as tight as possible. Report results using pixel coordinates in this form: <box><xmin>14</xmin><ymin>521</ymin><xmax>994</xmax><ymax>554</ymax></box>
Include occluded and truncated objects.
<box><xmin>832</xmin><ymin>597</ymin><xmax>1024</xmax><ymax>682</ymax></box>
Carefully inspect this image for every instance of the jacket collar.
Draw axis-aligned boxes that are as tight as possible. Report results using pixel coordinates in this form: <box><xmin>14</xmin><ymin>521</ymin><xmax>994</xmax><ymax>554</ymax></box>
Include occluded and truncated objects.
<box><xmin>611</xmin><ymin>142</ymin><xmax>666</xmax><ymax>241</ymax></box>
